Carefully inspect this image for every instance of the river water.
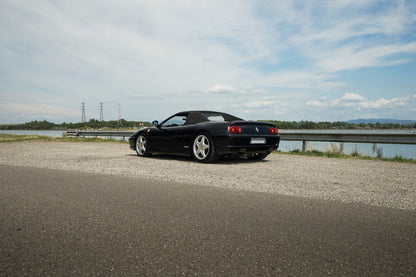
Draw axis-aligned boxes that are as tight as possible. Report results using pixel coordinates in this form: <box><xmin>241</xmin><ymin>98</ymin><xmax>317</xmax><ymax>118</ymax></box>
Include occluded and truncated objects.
<box><xmin>1</xmin><ymin>130</ymin><xmax>415</xmax><ymax>159</ymax></box>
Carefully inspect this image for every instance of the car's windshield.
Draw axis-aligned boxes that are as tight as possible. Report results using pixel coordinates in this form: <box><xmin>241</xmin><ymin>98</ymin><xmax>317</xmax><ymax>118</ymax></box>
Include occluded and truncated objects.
<box><xmin>161</xmin><ymin>115</ymin><xmax>187</xmax><ymax>127</ymax></box>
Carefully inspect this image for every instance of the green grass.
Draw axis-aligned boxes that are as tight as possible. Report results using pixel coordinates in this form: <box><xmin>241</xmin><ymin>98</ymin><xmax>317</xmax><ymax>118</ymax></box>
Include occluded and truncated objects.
<box><xmin>276</xmin><ymin>149</ymin><xmax>416</xmax><ymax>164</ymax></box>
<box><xmin>0</xmin><ymin>133</ymin><xmax>128</xmax><ymax>143</ymax></box>
<box><xmin>0</xmin><ymin>134</ymin><xmax>42</xmax><ymax>142</ymax></box>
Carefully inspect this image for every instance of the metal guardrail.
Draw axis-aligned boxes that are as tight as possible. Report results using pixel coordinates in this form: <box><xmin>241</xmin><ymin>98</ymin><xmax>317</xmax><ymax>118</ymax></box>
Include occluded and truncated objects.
<box><xmin>64</xmin><ymin>129</ymin><xmax>416</xmax><ymax>149</ymax></box>
<box><xmin>278</xmin><ymin>130</ymin><xmax>416</xmax><ymax>144</ymax></box>
<box><xmin>65</xmin><ymin>130</ymin><xmax>134</xmax><ymax>140</ymax></box>
<box><xmin>278</xmin><ymin>130</ymin><xmax>416</xmax><ymax>151</ymax></box>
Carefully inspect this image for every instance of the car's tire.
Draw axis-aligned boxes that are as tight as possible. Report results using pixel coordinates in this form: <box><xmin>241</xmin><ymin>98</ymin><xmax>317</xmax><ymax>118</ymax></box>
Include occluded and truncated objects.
<box><xmin>248</xmin><ymin>152</ymin><xmax>269</xmax><ymax>161</ymax></box>
<box><xmin>135</xmin><ymin>135</ymin><xmax>151</xmax><ymax>157</ymax></box>
<box><xmin>191</xmin><ymin>133</ymin><xmax>217</xmax><ymax>163</ymax></box>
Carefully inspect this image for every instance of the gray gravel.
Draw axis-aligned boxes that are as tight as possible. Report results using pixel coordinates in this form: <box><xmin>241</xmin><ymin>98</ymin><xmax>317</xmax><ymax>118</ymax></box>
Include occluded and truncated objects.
<box><xmin>1</xmin><ymin>141</ymin><xmax>415</xmax><ymax>210</ymax></box>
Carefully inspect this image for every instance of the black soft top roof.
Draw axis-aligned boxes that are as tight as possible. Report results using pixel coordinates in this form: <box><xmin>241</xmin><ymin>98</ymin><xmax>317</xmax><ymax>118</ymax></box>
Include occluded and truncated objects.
<box><xmin>174</xmin><ymin>111</ymin><xmax>243</xmax><ymax>125</ymax></box>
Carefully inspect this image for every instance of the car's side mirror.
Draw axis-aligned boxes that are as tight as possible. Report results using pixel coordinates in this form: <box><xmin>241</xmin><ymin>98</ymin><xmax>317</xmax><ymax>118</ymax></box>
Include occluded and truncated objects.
<box><xmin>152</xmin><ymin>120</ymin><xmax>160</xmax><ymax>128</ymax></box>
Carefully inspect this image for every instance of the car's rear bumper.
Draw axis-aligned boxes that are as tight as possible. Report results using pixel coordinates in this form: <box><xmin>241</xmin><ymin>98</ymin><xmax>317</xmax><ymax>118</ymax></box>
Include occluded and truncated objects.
<box><xmin>214</xmin><ymin>135</ymin><xmax>280</xmax><ymax>156</ymax></box>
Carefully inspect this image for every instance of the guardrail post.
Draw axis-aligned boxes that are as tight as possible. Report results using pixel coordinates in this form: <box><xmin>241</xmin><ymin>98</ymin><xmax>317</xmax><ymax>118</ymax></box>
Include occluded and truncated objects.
<box><xmin>302</xmin><ymin>140</ymin><xmax>309</xmax><ymax>152</ymax></box>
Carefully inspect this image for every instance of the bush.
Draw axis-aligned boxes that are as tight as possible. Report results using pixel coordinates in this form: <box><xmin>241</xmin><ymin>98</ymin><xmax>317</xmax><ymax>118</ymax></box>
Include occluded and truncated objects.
<box><xmin>372</xmin><ymin>143</ymin><xmax>383</xmax><ymax>159</ymax></box>
<box><xmin>351</xmin><ymin>145</ymin><xmax>361</xmax><ymax>157</ymax></box>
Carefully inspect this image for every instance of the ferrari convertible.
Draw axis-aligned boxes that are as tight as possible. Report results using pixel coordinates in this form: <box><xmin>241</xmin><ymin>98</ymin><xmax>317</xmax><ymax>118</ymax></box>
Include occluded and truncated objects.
<box><xmin>129</xmin><ymin>111</ymin><xmax>280</xmax><ymax>163</ymax></box>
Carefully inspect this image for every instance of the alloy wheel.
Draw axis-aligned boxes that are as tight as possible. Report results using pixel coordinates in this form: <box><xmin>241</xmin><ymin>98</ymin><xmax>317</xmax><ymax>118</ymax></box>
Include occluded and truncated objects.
<box><xmin>193</xmin><ymin>134</ymin><xmax>210</xmax><ymax>160</ymax></box>
<box><xmin>136</xmin><ymin>135</ymin><xmax>147</xmax><ymax>156</ymax></box>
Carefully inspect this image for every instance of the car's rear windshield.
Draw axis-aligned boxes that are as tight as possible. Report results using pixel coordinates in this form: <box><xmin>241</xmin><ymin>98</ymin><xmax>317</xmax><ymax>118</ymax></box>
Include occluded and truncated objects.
<box><xmin>201</xmin><ymin>112</ymin><xmax>242</xmax><ymax>122</ymax></box>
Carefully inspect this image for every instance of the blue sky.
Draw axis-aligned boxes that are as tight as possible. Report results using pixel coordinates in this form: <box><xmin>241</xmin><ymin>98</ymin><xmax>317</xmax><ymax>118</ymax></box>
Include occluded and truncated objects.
<box><xmin>1</xmin><ymin>0</ymin><xmax>416</xmax><ymax>124</ymax></box>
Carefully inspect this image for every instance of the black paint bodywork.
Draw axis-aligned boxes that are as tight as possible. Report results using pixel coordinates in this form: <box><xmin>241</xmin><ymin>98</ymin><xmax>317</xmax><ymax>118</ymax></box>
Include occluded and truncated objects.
<box><xmin>129</xmin><ymin>111</ymin><xmax>280</xmax><ymax>159</ymax></box>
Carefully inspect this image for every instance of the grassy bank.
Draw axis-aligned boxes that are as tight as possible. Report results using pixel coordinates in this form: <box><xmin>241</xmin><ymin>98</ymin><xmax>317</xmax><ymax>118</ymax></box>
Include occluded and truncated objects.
<box><xmin>277</xmin><ymin>149</ymin><xmax>416</xmax><ymax>164</ymax></box>
<box><xmin>0</xmin><ymin>134</ymin><xmax>127</xmax><ymax>143</ymax></box>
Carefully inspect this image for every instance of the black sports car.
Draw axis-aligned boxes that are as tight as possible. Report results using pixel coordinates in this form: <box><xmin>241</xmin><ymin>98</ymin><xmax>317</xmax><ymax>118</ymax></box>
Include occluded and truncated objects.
<box><xmin>129</xmin><ymin>111</ymin><xmax>280</xmax><ymax>163</ymax></box>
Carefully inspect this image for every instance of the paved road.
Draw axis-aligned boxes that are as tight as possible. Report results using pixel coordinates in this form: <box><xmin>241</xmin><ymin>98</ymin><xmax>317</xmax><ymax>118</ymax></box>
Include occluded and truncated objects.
<box><xmin>1</xmin><ymin>164</ymin><xmax>415</xmax><ymax>276</ymax></box>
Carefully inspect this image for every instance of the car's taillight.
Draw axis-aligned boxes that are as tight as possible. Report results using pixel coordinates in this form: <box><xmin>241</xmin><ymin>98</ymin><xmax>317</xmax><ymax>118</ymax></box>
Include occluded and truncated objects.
<box><xmin>274</xmin><ymin>128</ymin><xmax>278</xmax><ymax>134</ymax></box>
<box><xmin>229</xmin><ymin>125</ymin><xmax>242</xmax><ymax>134</ymax></box>
<box><xmin>270</xmin><ymin>127</ymin><xmax>278</xmax><ymax>135</ymax></box>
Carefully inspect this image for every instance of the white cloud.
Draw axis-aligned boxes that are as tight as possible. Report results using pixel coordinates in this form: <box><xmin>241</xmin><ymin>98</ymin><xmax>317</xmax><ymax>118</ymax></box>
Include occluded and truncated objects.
<box><xmin>0</xmin><ymin>0</ymin><xmax>415</xmax><ymax>123</ymax></box>
<box><xmin>0</xmin><ymin>102</ymin><xmax>77</xmax><ymax>122</ymax></box>
<box><xmin>291</xmin><ymin>1</ymin><xmax>416</xmax><ymax>73</ymax></box>
<box><xmin>308</xmin><ymin>93</ymin><xmax>416</xmax><ymax>113</ymax></box>
<box><xmin>243</xmin><ymin>100</ymin><xmax>276</xmax><ymax>109</ymax></box>
<box><xmin>203</xmin><ymin>84</ymin><xmax>237</xmax><ymax>94</ymax></box>
<box><xmin>315</xmin><ymin>42</ymin><xmax>416</xmax><ymax>73</ymax></box>
<box><xmin>306</xmin><ymin>100</ymin><xmax>327</xmax><ymax>108</ymax></box>
<box><xmin>293</xmin><ymin>6</ymin><xmax>411</xmax><ymax>46</ymax></box>
<box><xmin>340</xmin><ymin>93</ymin><xmax>365</xmax><ymax>101</ymax></box>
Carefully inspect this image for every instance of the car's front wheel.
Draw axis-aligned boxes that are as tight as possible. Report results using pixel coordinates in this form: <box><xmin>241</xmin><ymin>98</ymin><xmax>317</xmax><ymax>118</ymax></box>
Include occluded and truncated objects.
<box><xmin>191</xmin><ymin>133</ymin><xmax>217</xmax><ymax>163</ymax></box>
<box><xmin>135</xmin><ymin>135</ymin><xmax>151</xmax><ymax>157</ymax></box>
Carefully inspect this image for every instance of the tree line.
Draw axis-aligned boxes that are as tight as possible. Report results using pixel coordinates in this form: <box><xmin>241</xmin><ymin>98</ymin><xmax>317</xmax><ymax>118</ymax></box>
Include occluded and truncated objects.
<box><xmin>1</xmin><ymin>119</ymin><xmax>415</xmax><ymax>130</ymax></box>
<box><xmin>263</xmin><ymin>120</ymin><xmax>416</xmax><ymax>130</ymax></box>
<box><xmin>0</xmin><ymin>119</ymin><xmax>152</xmax><ymax>130</ymax></box>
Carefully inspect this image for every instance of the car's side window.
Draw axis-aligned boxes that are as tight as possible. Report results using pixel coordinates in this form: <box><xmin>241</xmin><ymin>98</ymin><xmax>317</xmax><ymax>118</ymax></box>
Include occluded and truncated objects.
<box><xmin>161</xmin><ymin>115</ymin><xmax>188</xmax><ymax>128</ymax></box>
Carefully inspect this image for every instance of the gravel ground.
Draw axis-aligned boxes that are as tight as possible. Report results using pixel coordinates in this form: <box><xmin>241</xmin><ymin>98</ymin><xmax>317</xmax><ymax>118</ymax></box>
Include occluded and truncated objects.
<box><xmin>1</xmin><ymin>140</ymin><xmax>415</xmax><ymax>210</ymax></box>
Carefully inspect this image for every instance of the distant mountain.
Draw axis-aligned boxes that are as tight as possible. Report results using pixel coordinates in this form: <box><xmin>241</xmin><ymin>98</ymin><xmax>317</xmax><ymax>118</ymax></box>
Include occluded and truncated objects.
<box><xmin>347</xmin><ymin>118</ymin><xmax>416</xmax><ymax>124</ymax></box>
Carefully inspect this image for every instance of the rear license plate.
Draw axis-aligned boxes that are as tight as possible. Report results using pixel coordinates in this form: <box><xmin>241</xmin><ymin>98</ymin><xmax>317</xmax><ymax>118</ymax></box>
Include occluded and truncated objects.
<box><xmin>250</xmin><ymin>138</ymin><xmax>266</xmax><ymax>144</ymax></box>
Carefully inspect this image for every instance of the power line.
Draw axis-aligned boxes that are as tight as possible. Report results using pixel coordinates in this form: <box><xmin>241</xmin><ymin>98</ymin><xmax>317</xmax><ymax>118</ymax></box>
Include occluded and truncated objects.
<box><xmin>117</xmin><ymin>103</ymin><xmax>121</xmax><ymax>124</ymax></box>
<box><xmin>81</xmin><ymin>102</ymin><xmax>86</xmax><ymax>123</ymax></box>
<box><xmin>99</xmin><ymin>102</ymin><xmax>104</xmax><ymax>121</ymax></box>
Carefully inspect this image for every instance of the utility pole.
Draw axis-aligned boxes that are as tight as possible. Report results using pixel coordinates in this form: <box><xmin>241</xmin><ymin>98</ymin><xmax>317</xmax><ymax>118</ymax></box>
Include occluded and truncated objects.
<box><xmin>117</xmin><ymin>103</ymin><xmax>121</xmax><ymax>124</ymax></box>
<box><xmin>99</xmin><ymin>102</ymin><xmax>104</xmax><ymax>121</ymax></box>
<box><xmin>81</xmin><ymin>102</ymin><xmax>86</xmax><ymax>123</ymax></box>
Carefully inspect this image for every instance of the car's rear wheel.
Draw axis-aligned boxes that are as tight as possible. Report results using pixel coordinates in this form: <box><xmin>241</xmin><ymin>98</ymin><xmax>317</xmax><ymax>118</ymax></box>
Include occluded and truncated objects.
<box><xmin>192</xmin><ymin>133</ymin><xmax>217</xmax><ymax>163</ymax></box>
<box><xmin>135</xmin><ymin>135</ymin><xmax>151</xmax><ymax>157</ymax></box>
